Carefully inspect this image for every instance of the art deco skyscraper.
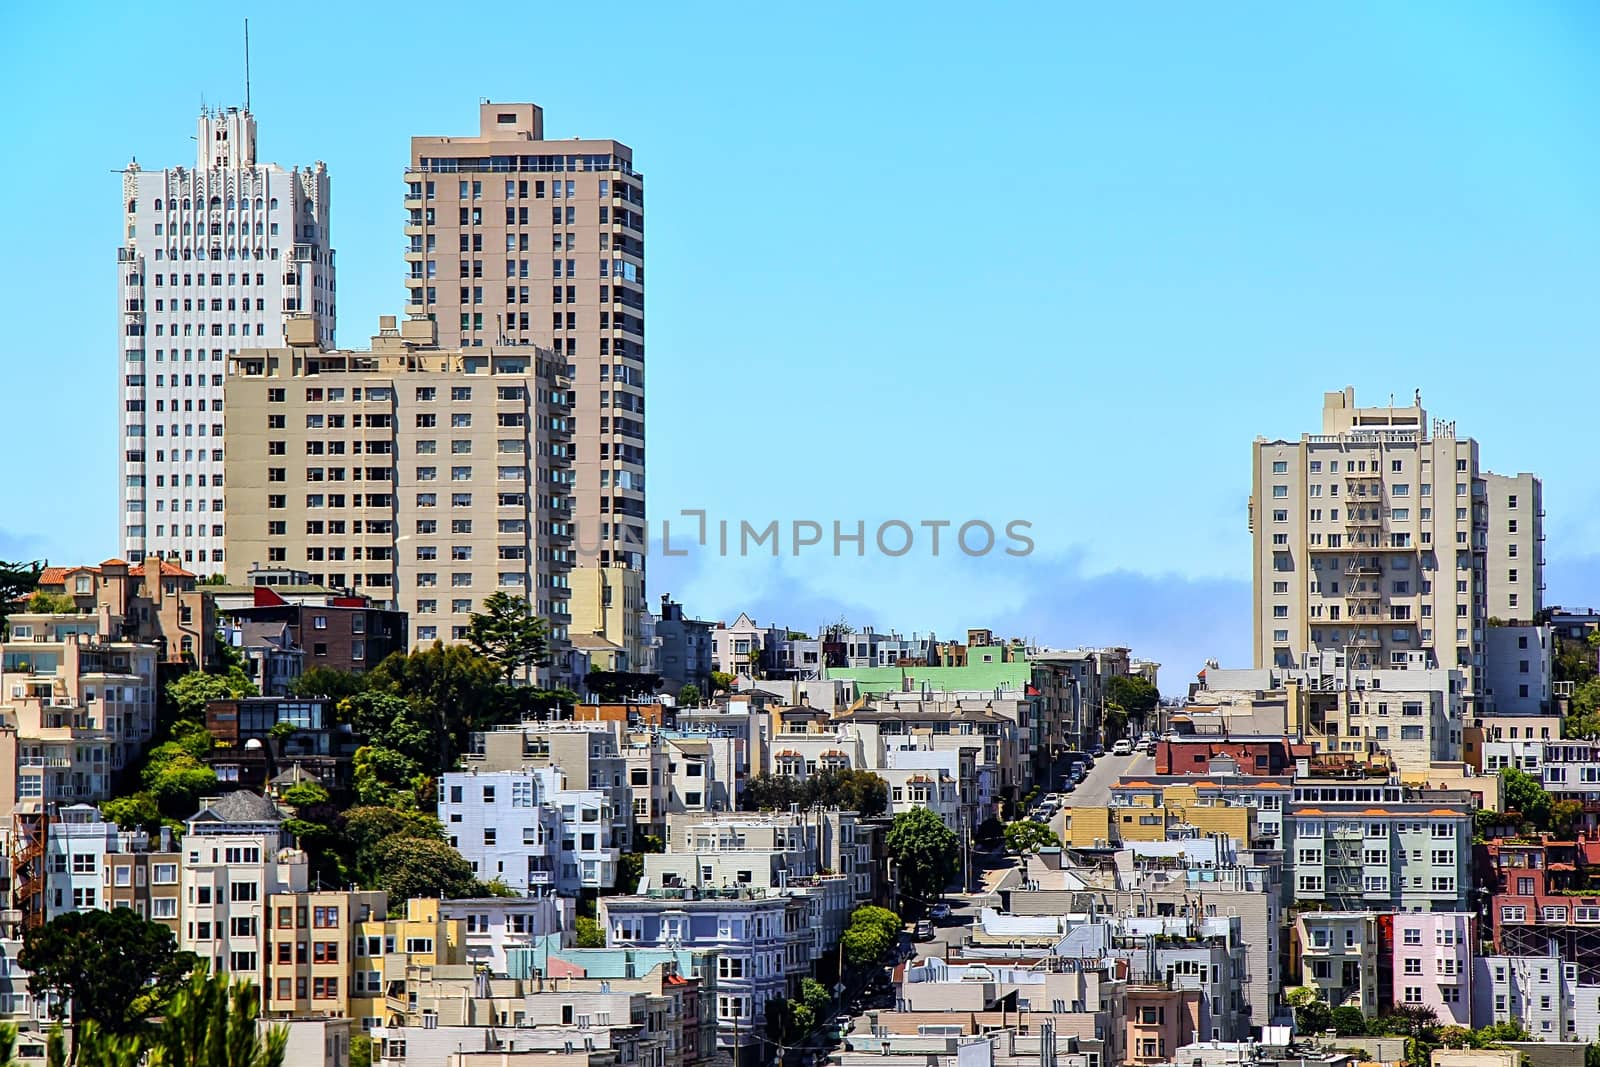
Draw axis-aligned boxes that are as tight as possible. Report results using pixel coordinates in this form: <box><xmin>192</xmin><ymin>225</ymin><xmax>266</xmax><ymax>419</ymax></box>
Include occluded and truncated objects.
<box><xmin>118</xmin><ymin>106</ymin><xmax>335</xmax><ymax>572</ymax></box>
<box><xmin>404</xmin><ymin>103</ymin><xmax>647</xmax><ymax>663</ymax></box>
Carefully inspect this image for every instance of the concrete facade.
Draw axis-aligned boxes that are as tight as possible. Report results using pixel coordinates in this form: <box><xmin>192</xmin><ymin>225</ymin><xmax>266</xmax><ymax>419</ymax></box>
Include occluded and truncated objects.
<box><xmin>120</xmin><ymin>106</ymin><xmax>335</xmax><ymax>570</ymax></box>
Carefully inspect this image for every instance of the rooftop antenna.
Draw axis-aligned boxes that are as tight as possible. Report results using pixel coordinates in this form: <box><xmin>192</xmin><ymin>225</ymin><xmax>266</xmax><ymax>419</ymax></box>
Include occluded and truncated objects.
<box><xmin>244</xmin><ymin>18</ymin><xmax>252</xmax><ymax>113</ymax></box>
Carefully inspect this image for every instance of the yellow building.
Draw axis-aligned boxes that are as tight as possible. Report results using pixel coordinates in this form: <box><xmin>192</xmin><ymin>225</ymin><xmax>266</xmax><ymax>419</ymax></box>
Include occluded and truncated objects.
<box><xmin>265</xmin><ymin>890</ymin><xmax>388</xmax><ymax>1020</ymax></box>
<box><xmin>1064</xmin><ymin>787</ymin><xmax>1256</xmax><ymax>847</ymax></box>
<box><xmin>349</xmin><ymin>898</ymin><xmax>467</xmax><ymax>1029</ymax></box>
<box><xmin>570</xmin><ymin>567</ymin><xmax>647</xmax><ymax>671</ymax></box>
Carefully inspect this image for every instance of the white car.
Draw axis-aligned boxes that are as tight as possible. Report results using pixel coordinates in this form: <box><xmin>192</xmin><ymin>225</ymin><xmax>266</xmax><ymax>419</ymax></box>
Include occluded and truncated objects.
<box><xmin>1112</xmin><ymin>739</ymin><xmax>1133</xmax><ymax>756</ymax></box>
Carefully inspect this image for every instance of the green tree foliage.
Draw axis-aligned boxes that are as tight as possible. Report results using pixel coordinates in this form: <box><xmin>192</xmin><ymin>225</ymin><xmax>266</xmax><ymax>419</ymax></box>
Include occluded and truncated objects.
<box><xmin>677</xmin><ymin>684</ymin><xmax>701</xmax><ymax>707</ymax></box>
<box><xmin>1501</xmin><ymin>767</ymin><xmax>1551</xmax><ymax>830</ymax></box>
<box><xmin>166</xmin><ymin>669</ymin><xmax>257</xmax><ymax>721</ymax></box>
<box><xmin>368</xmin><ymin>834</ymin><xmax>480</xmax><ymax>906</ymax></box>
<box><xmin>1105</xmin><ymin>675</ymin><xmax>1160</xmax><ymax>717</ymax></box>
<box><xmin>350</xmin><ymin>1034</ymin><xmax>373</xmax><ymax>1067</ymax></box>
<box><xmin>141</xmin><ymin>744</ymin><xmax>218</xmax><ymax>816</ymax></box>
<box><xmin>148</xmin><ymin>969</ymin><xmax>286</xmax><ymax>1067</ymax></box>
<box><xmin>974</xmin><ymin>816</ymin><xmax>1004</xmax><ymax>847</ymax></box>
<box><xmin>25</xmin><ymin>591</ymin><xmax>78</xmax><ymax>615</ymax></box>
<box><xmin>339</xmin><ymin>807</ymin><xmax>446</xmax><ymax>888</ymax></box>
<box><xmin>1569</xmin><ymin>675</ymin><xmax>1600</xmax><ymax>738</ymax></box>
<box><xmin>19</xmin><ymin>909</ymin><xmax>198</xmax><ymax>1040</ymax></box>
<box><xmin>841</xmin><ymin>906</ymin><xmax>901</xmax><ymax>968</ymax></box>
<box><xmin>708</xmin><ymin>671</ymin><xmax>734</xmax><ymax>694</ymax></box>
<box><xmin>1329</xmin><ymin>1006</ymin><xmax>1367</xmax><ymax>1036</ymax></box>
<box><xmin>575</xmin><ymin>916</ymin><xmax>606</xmax><ymax>948</ymax></box>
<box><xmin>0</xmin><ymin>559</ymin><xmax>45</xmax><ymax>612</ymax></box>
<box><xmin>343</xmin><ymin>690</ymin><xmax>443</xmax><ymax>807</ymax></box>
<box><xmin>1002</xmin><ymin>819</ymin><xmax>1061</xmax><ymax>855</ymax></box>
<box><xmin>466</xmin><ymin>592</ymin><xmax>552</xmax><ymax>683</ymax></box>
<box><xmin>1284</xmin><ymin>987</ymin><xmax>1330</xmax><ymax>1035</ymax></box>
<box><xmin>287</xmin><ymin>666</ymin><xmax>371</xmax><ymax>702</ymax></box>
<box><xmin>885</xmin><ymin>807</ymin><xmax>960</xmax><ymax>911</ymax></box>
<box><xmin>368</xmin><ymin>642</ymin><xmax>502</xmax><ymax>775</ymax></box>
<box><xmin>101</xmin><ymin>792</ymin><xmax>168</xmax><ymax>837</ymax></box>
<box><xmin>741</xmin><ymin>770</ymin><xmax>888</xmax><ymax>817</ymax></box>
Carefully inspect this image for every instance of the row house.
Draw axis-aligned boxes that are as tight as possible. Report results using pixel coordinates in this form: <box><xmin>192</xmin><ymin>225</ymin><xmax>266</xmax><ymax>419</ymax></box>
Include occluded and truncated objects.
<box><xmin>650</xmin><ymin>809</ymin><xmax>866</xmax><ymax>950</ymax></box>
<box><xmin>1472</xmin><ymin>954</ymin><xmax>1577</xmax><ymax>1040</ymax></box>
<box><xmin>1</xmin><ymin>614</ymin><xmax>160</xmax><ymax>815</ymax></box>
<box><xmin>217</xmin><ymin>582</ymin><xmax>407</xmax><ymax>680</ymax></box>
<box><xmin>598</xmin><ymin>890</ymin><xmax>806</xmax><ymax>1062</ymax></box>
<box><xmin>1391</xmin><ymin>912</ymin><xmax>1473</xmax><ymax>1024</ymax></box>
<box><xmin>1005</xmin><ymin>860</ymin><xmax>1283</xmax><ymax>1029</ymax></box>
<box><xmin>1155</xmin><ymin>736</ymin><xmax>1305</xmax><ymax>777</ymax></box>
<box><xmin>533</xmin><ymin>949</ymin><xmax>717</xmax><ymax>1067</ymax></box>
<box><xmin>351</xmin><ymin>896</ymin><xmax>467</xmax><ymax>1030</ymax></box>
<box><xmin>439</xmin><ymin>766</ymin><xmax>622</xmax><ymax>894</ymax></box>
<box><xmin>42</xmin><ymin>804</ymin><xmax>180</xmax><ymax>928</ymax></box>
<box><xmin>1283</xmin><ymin>780</ymin><xmax>1473</xmax><ymax>912</ymax></box>
<box><xmin>465</xmin><ymin>722</ymin><xmax>633</xmax><ymax>852</ymax></box>
<box><xmin>1481</xmin><ymin>834</ymin><xmax>1600</xmax><ymax>981</ymax></box>
<box><xmin>1030</xmin><ymin>646</ymin><xmax>1132</xmax><ymax>755</ymax></box>
<box><xmin>1109</xmin><ymin>773</ymin><xmax>1289</xmax><ymax>848</ymax></box>
<box><xmin>439</xmin><ymin>896</ymin><xmax>569</xmax><ymax>976</ymax></box>
<box><xmin>1540</xmin><ymin>742</ymin><xmax>1600</xmax><ymax>825</ymax></box>
<box><xmin>1295</xmin><ymin>911</ymin><xmax>1380</xmax><ymax>1014</ymax></box>
<box><xmin>33</xmin><ymin>556</ymin><xmax>217</xmax><ymax>667</ymax></box>
<box><xmin>263</xmin><ymin>888</ymin><xmax>388</xmax><ymax>1019</ymax></box>
<box><xmin>897</xmin><ymin>956</ymin><xmax>1125</xmax><ymax>1065</ymax></box>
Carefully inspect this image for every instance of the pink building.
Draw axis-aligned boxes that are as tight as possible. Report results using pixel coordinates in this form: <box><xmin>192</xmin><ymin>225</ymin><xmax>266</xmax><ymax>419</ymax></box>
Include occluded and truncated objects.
<box><xmin>1390</xmin><ymin>912</ymin><xmax>1474</xmax><ymax>1024</ymax></box>
<box><xmin>1124</xmin><ymin>984</ymin><xmax>1201</xmax><ymax>1065</ymax></box>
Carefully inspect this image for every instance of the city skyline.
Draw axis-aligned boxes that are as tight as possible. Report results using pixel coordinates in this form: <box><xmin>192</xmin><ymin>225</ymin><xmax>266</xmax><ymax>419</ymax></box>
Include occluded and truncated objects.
<box><xmin>2</xmin><ymin>3</ymin><xmax>1598</xmax><ymax>677</ymax></box>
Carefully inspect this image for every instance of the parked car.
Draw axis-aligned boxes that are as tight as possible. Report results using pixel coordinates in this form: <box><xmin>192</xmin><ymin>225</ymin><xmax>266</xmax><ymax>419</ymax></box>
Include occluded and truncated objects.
<box><xmin>1061</xmin><ymin>779</ymin><xmax>1076</xmax><ymax>794</ymax></box>
<box><xmin>1090</xmin><ymin>744</ymin><xmax>1106</xmax><ymax>757</ymax></box>
<box><xmin>915</xmin><ymin>920</ymin><xmax>935</xmax><ymax>941</ymax></box>
<box><xmin>930</xmin><ymin>903</ymin><xmax>952</xmax><ymax>921</ymax></box>
<box><xmin>1112</xmin><ymin>739</ymin><xmax>1134</xmax><ymax>756</ymax></box>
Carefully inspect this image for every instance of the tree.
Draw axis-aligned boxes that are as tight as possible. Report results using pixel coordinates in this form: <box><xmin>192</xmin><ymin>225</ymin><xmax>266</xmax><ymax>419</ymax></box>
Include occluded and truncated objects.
<box><xmin>708</xmin><ymin>671</ymin><xmax>734</xmax><ymax>695</ymax></box>
<box><xmin>466</xmin><ymin>592</ymin><xmax>551</xmax><ymax>684</ymax></box>
<box><xmin>369</xmin><ymin>643</ymin><xmax>503</xmax><ymax>775</ymax></box>
<box><xmin>841</xmin><ymin>906</ymin><xmax>900</xmax><ymax>968</ymax></box>
<box><xmin>287</xmin><ymin>666</ymin><xmax>370</xmax><ymax>702</ymax></box>
<box><xmin>813</xmin><ymin>769</ymin><xmax>889</xmax><ymax>818</ymax></box>
<box><xmin>1330</xmin><ymin>1006</ymin><xmax>1367</xmax><ymax>1036</ymax></box>
<box><xmin>677</xmin><ymin>684</ymin><xmax>701</xmax><ymax>707</ymax></box>
<box><xmin>166</xmin><ymin>669</ymin><xmax>256</xmax><ymax>721</ymax></box>
<box><xmin>141</xmin><ymin>743</ymin><xmax>219</xmax><ymax>816</ymax></box>
<box><xmin>885</xmin><ymin>807</ymin><xmax>960</xmax><ymax>911</ymax></box>
<box><xmin>974</xmin><ymin>816</ymin><xmax>1004</xmax><ymax>848</ymax></box>
<box><xmin>25</xmin><ymin>591</ymin><xmax>78</xmax><ymax>615</ymax></box>
<box><xmin>350</xmin><ymin>1034</ymin><xmax>373</xmax><ymax>1067</ymax></box>
<box><xmin>368</xmin><ymin>835</ymin><xmax>479</xmax><ymax>905</ymax></box>
<box><xmin>149</xmin><ymin>969</ymin><xmax>286</xmax><ymax>1067</ymax></box>
<box><xmin>1105</xmin><ymin>676</ymin><xmax>1159</xmax><ymax>735</ymax></box>
<box><xmin>1284</xmin><ymin>987</ymin><xmax>1330</xmax><ymax>1035</ymax></box>
<box><xmin>339</xmin><ymin>806</ymin><xmax>446</xmax><ymax>887</ymax></box>
<box><xmin>19</xmin><ymin>909</ymin><xmax>198</xmax><ymax>1042</ymax></box>
<box><xmin>1003</xmin><ymin>819</ymin><xmax>1061</xmax><ymax>855</ymax></box>
<box><xmin>575</xmin><ymin>917</ymin><xmax>606</xmax><ymax>948</ymax></box>
<box><xmin>0</xmin><ymin>559</ymin><xmax>45</xmax><ymax>611</ymax></box>
<box><xmin>101</xmin><ymin>792</ymin><xmax>167</xmax><ymax>837</ymax></box>
<box><xmin>1501</xmin><ymin>767</ymin><xmax>1551</xmax><ymax>830</ymax></box>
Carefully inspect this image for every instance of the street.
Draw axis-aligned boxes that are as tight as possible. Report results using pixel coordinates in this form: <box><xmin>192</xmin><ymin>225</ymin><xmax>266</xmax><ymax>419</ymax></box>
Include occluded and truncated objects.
<box><xmin>1051</xmin><ymin>750</ymin><xmax>1150</xmax><ymax>837</ymax></box>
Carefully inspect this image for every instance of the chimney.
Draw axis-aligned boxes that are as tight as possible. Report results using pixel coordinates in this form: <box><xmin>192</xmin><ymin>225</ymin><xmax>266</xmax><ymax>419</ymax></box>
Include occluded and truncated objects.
<box><xmin>144</xmin><ymin>556</ymin><xmax>165</xmax><ymax>606</ymax></box>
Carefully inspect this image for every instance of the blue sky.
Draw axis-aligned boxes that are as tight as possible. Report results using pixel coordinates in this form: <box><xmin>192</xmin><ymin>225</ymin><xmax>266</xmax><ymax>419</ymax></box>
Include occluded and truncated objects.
<box><xmin>2</xmin><ymin>3</ymin><xmax>1597</xmax><ymax>684</ymax></box>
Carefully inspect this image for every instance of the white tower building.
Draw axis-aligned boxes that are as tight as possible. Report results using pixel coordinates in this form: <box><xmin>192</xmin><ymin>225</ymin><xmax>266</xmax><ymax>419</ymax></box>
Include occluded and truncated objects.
<box><xmin>118</xmin><ymin>106</ymin><xmax>334</xmax><ymax>572</ymax></box>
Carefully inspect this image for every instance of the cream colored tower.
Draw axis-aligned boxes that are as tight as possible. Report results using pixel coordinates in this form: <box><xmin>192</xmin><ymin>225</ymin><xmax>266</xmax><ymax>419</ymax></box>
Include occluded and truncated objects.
<box><xmin>1251</xmin><ymin>389</ymin><xmax>1491</xmax><ymax>694</ymax></box>
<box><xmin>403</xmin><ymin>104</ymin><xmax>645</xmax><ymax>664</ymax></box>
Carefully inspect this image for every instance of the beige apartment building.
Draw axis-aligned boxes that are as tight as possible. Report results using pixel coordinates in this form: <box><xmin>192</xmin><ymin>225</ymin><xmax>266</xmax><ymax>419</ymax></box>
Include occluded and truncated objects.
<box><xmin>1251</xmin><ymin>389</ymin><xmax>1516</xmax><ymax>695</ymax></box>
<box><xmin>224</xmin><ymin>315</ymin><xmax>575</xmax><ymax>670</ymax></box>
<box><xmin>404</xmin><ymin>102</ymin><xmax>646</xmax><ymax>665</ymax></box>
<box><xmin>1483</xmin><ymin>472</ymin><xmax>1544</xmax><ymax>624</ymax></box>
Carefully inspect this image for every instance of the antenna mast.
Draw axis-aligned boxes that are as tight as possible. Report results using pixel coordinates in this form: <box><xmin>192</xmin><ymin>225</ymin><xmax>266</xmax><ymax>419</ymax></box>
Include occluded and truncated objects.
<box><xmin>244</xmin><ymin>19</ymin><xmax>252</xmax><ymax>112</ymax></box>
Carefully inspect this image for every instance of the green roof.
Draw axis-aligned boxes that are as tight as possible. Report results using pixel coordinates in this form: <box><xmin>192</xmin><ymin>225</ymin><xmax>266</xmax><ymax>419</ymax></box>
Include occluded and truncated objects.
<box><xmin>824</xmin><ymin>649</ymin><xmax>1032</xmax><ymax>696</ymax></box>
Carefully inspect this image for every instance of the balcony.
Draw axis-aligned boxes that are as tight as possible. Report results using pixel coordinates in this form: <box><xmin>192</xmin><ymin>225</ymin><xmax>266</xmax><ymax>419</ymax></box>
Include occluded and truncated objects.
<box><xmin>1346</xmin><ymin>562</ymin><xmax>1382</xmax><ymax>577</ymax></box>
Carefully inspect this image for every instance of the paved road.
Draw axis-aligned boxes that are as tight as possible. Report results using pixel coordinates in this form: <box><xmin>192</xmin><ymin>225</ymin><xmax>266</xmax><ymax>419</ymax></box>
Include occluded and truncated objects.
<box><xmin>1050</xmin><ymin>751</ymin><xmax>1151</xmax><ymax>836</ymax></box>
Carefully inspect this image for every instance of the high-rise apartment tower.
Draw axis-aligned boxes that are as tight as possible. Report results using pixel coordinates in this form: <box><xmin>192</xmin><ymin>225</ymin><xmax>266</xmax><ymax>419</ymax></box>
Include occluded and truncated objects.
<box><xmin>119</xmin><ymin>107</ymin><xmax>335</xmax><ymax>572</ymax></box>
<box><xmin>1251</xmin><ymin>389</ymin><xmax>1509</xmax><ymax>695</ymax></box>
<box><xmin>404</xmin><ymin>103</ymin><xmax>646</xmax><ymax>663</ymax></box>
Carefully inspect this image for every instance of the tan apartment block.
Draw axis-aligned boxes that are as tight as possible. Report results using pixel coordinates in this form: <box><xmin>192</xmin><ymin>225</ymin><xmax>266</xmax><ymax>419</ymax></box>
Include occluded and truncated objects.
<box><xmin>264</xmin><ymin>889</ymin><xmax>387</xmax><ymax>1019</ymax></box>
<box><xmin>405</xmin><ymin>103</ymin><xmax>646</xmax><ymax>661</ymax></box>
<box><xmin>1251</xmin><ymin>389</ymin><xmax>1492</xmax><ymax>692</ymax></box>
<box><xmin>224</xmin><ymin>316</ymin><xmax>575</xmax><ymax>674</ymax></box>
